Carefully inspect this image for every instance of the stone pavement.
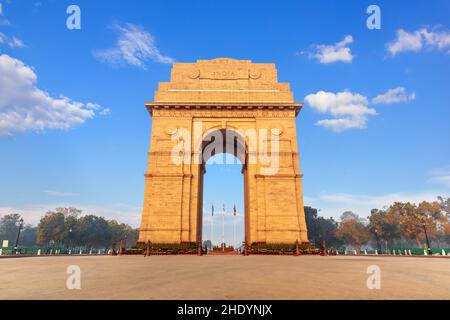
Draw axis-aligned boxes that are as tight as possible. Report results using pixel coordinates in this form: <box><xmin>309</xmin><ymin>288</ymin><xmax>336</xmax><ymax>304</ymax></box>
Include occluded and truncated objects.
<box><xmin>0</xmin><ymin>255</ymin><xmax>449</xmax><ymax>299</ymax></box>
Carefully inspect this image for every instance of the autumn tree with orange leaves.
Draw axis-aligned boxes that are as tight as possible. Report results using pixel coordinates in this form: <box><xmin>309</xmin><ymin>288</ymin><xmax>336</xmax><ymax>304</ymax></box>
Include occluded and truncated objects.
<box><xmin>337</xmin><ymin>197</ymin><xmax>450</xmax><ymax>249</ymax></box>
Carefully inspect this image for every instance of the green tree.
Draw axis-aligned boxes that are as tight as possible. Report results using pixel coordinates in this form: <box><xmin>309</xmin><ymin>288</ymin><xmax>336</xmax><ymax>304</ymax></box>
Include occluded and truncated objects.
<box><xmin>438</xmin><ymin>196</ymin><xmax>450</xmax><ymax>217</ymax></box>
<box><xmin>19</xmin><ymin>225</ymin><xmax>37</xmax><ymax>246</ymax></box>
<box><xmin>36</xmin><ymin>207</ymin><xmax>81</xmax><ymax>245</ymax></box>
<box><xmin>341</xmin><ymin>211</ymin><xmax>361</xmax><ymax>222</ymax></box>
<box><xmin>368</xmin><ymin>208</ymin><xmax>402</xmax><ymax>249</ymax></box>
<box><xmin>0</xmin><ymin>214</ymin><xmax>22</xmax><ymax>245</ymax></box>
<box><xmin>336</xmin><ymin>212</ymin><xmax>371</xmax><ymax>250</ymax></box>
<box><xmin>36</xmin><ymin>212</ymin><xmax>65</xmax><ymax>245</ymax></box>
<box><xmin>77</xmin><ymin>215</ymin><xmax>112</xmax><ymax>248</ymax></box>
<box><xmin>388</xmin><ymin>201</ymin><xmax>445</xmax><ymax>247</ymax></box>
<box><xmin>304</xmin><ymin>206</ymin><xmax>341</xmax><ymax>247</ymax></box>
<box><xmin>108</xmin><ymin>220</ymin><xmax>139</xmax><ymax>247</ymax></box>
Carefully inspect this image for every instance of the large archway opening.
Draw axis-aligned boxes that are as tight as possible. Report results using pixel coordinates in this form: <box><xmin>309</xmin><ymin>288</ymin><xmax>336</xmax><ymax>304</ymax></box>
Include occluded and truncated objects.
<box><xmin>201</xmin><ymin>154</ymin><xmax>245</xmax><ymax>252</ymax></box>
<box><xmin>197</xmin><ymin>129</ymin><xmax>248</xmax><ymax>254</ymax></box>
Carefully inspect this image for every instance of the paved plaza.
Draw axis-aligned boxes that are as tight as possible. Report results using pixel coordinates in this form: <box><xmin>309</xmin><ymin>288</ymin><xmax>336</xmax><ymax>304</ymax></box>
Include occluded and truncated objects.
<box><xmin>1</xmin><ymin>255</ymin><xmax>449</xmax><ymax>300</ymax></box>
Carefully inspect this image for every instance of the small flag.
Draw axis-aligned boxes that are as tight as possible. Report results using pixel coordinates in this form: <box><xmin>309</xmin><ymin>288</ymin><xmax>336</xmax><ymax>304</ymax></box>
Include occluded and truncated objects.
<box><xmin>211</xmin><ymin>204</ymin><xmax>214</xmax><ymax>216</ymax></box>
<box><xmin>233</xmin><ymin>204</ymin><xmax>237</xmax><ymax>216</ymax></box>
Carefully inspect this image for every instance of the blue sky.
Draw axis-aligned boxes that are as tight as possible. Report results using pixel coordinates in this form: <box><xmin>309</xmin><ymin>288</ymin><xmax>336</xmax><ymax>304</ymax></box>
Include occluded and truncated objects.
<box><xmin>0</xmin><ymin>0</ymin><xmax>449</xmax><ymax>245</ymax></box>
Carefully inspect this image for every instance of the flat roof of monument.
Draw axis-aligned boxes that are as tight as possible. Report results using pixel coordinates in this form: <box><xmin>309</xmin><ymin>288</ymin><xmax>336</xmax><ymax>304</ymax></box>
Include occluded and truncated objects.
<box><xmin>145</xmin><ymin>58</ymin><xmax>303</xmax><ymax>116</ymax></box>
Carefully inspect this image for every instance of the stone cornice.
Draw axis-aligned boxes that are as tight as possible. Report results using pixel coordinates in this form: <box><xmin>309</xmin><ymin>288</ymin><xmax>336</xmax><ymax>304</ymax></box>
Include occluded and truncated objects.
<box><xmin>145</xmin><ymin>102</ymin><xmax>303</xmax><ymax>117</ymax></box>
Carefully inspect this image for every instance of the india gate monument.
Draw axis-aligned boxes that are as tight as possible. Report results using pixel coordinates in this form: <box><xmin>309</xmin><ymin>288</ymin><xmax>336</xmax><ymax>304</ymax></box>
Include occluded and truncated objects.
<box><xmin>138</xmin><ymin>58</ymin><xmax>308</xmax><ymax>247</ymax></box>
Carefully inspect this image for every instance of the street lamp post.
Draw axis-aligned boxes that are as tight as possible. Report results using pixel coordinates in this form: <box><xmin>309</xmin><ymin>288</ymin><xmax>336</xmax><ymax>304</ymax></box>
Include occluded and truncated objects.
<box><xmin>68</xmin><ymin>228</ymin><xmax>73</xmax><ymax>253</ymax></box>
<box><xmin>13</xmin><ymin>217</ymin><xmax>24</xmax><ymax>254</ymax></box>
<box><xmin>314</xmin><ymin>209</ymin><xmax>321</xmax><ymax>247</ymax></box>
<box><xmin>422</xmin><ymin>222</ymin><xmax>432</xmax><ymax>256</ymax></box>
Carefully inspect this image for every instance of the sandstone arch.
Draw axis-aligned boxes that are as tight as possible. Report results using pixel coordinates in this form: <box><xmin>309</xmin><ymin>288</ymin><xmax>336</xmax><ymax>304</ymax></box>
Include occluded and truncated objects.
<box><xmin>138</xmin><ymin>58</ymin><xmax>308</xmax><ymax>247</ymax></box>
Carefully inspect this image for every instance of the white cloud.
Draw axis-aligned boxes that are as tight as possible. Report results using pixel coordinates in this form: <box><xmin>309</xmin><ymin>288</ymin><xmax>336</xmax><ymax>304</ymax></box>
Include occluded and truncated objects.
<box><xmin>0</xmin><ymin>203</ymin><xmax>142</xmax><ymax>227</ymax></box>
<box><xmin>0</xmin><ymin>4</ymin><xmax>9</xmax><ymax>26</ymax></box>
<box><xmin>305</xmin><ymin>87</ymin><xmax>414</xmax><ymax>132</ymax></box>
<box><xmin>94</xmin><ymin>23</ymin><xmax>175</xmax><ymax>69</ymax></box>
<box><xmin>99</xmin><ymin>108</ymin><xmax>111</xmax><ymax>116</ymax></box>
<box><xmin>371</xmin><ymin>87</ymin><xmax>415</xmax><ymax>105</ymax></box>
<box><xmin>305</xmin><ymin>90</ymin><xmax>376</xmax><ymax>132</ymax></box>
<box><xmin>387</xmin><ymin>27</ymin><xmax>450</xmax><ymax>56</ymax></box>
<box><xmin>85</xmin><ymin>103</ymin><xmax>110</xmax><ymax>115</ymax></box>
<box><xmin>0</xmin><ymin>54</ymin><xmax>108</xmax><ymax>137</ymax></box>
<box><xmin>0</xmin><ymin>7</ymin><xmax>21</xmax><ymax>42</ymax></box>
<box><xmin>308</xmin><ymin>35</ymin><xmax>354</xmax><ymax>64</ymax></box>
<box><xmin>42</xmin><ymin>190</ymin><xmax>78</xmax><ymax>197</ymax></box>
<box><xmin>304</xmin><ymin>91</ymin><xmax>372</xmax><ymax>117</ymax></box>
<box><xmin>305</xmin><ymin>191</ymin><xmax>448</xmax><ymax>221</ymax></box>
<box><xmin>0</xmin><ymin>32</ymin><xmax>24</xmax><ymax>48</ymax></box>
<box><xmin>428</xmin><ymin>167</ymin><xmax>450</xmax><ymax>188</ymax></box>
<box><xmin>85</xmin><ymin>102</ymin><xmax>101</xmax><ymax>110</ymax></box>
<box><xmin>430</xmin><ymin>175</ymin><xmax>450</xmax><ymax>188</ymax></box>
<box><xmin>315</xmin><ymin>117</ymin><xmax>367</xmax><ymax>132</ymax></box>
<box><xmin>10</xmin><ymin>36</ymin><xmax>24</xmax><ymax>48</ymax></box>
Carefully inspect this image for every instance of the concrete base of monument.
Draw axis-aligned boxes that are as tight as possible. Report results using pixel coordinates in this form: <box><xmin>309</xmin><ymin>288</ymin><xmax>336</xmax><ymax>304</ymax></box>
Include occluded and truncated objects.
<box><xmin>1</xmin><ymin>255</ymin><xmax>449</xmax><ymax>299</ymax></box>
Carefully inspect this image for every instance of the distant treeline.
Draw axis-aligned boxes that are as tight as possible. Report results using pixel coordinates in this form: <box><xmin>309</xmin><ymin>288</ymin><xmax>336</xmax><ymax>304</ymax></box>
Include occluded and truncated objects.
<box><xmin>305</xmin><ymin>196</ymin><xmax>450</xmax><ymax>250</ymax></box>
<box><xmin>0</xmin><ymin>207</ymin><xmax>139</xmax><ymax>249</ymax></box>
<box><xmin>1</xmin><ymin>197</ymin><xmax>449</xmax><ymax>250</ymax></box>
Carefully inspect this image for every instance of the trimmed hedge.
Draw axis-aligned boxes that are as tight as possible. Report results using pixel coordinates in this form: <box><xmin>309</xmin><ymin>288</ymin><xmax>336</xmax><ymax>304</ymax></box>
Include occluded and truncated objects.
<box><xmin>128</xmin><ymin>242</ymin><xmax>200</xmax><ymax>255</ymax></box>
<box><xmin>248</xmin><ymin>242</ymin><xmax>319</xmax><ymax>255</ymax></box>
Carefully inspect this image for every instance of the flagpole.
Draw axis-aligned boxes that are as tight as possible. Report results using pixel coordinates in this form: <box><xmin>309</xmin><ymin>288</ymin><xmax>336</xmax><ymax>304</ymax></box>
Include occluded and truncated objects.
<box><xmin>210</xmin><ymin>209</ymin><xmax>214</xmax><ymax>248</ymax></box>
<box><xmin>233</xmin><ymin>204</ymin><xmax>237</xmax><ymax>251</ymax></box>
<box><xmin>222</xmin><ymin>204</ymin><xmax>225</xmax><ymax>252</ymax></box>
<box><xmin>233</xmin><ymin>213</ymin><xmax>236</xmax><ymax>250</ymax></box>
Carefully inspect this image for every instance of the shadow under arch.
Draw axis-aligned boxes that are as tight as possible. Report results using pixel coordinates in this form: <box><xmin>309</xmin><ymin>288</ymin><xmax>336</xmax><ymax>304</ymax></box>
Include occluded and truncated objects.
<box><xmin>196</xmin><ymin>128</ymin><xmax>249</xmax><ymax>251</ymax></box>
